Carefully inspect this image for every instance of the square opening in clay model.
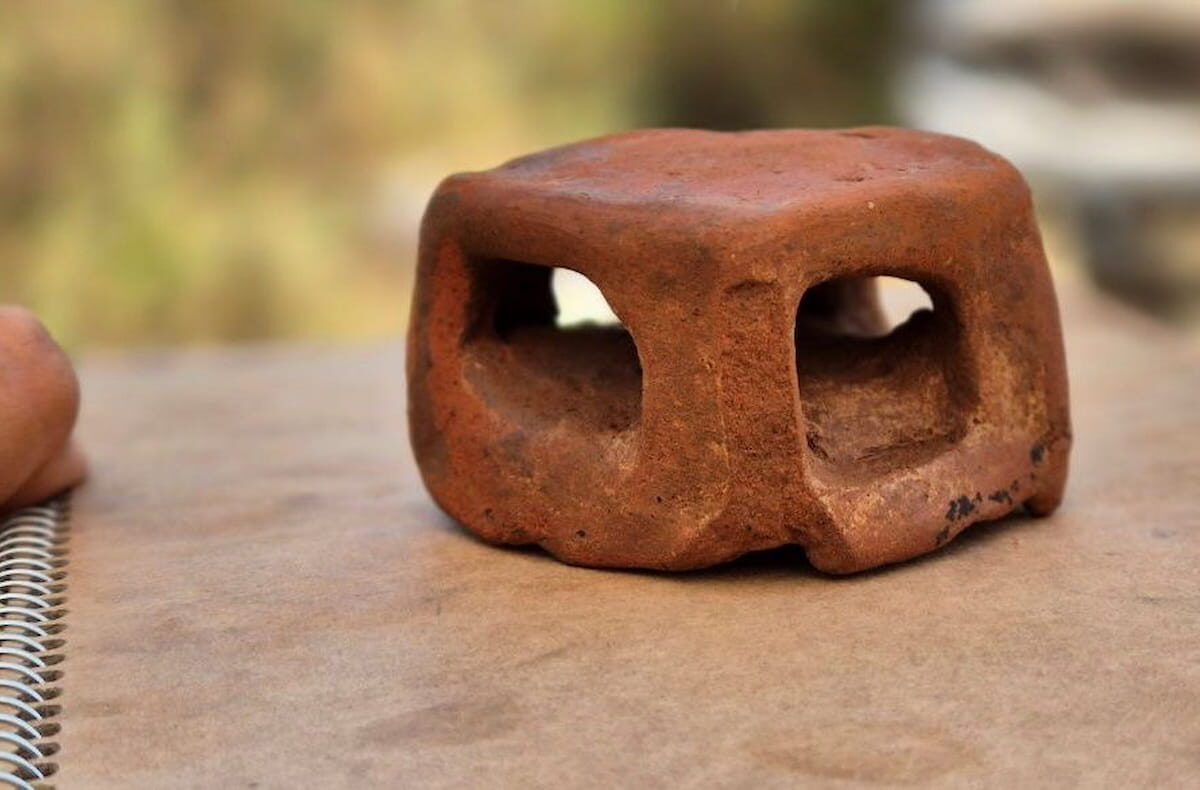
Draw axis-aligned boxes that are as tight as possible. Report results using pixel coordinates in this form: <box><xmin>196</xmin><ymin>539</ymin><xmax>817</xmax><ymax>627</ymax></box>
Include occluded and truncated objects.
<box><xmin>464</xmin><ymin>259</ymin><xmax>642</xmax><ymax>435</ymax></box>
<box><xmin>794</xmin><ymin>275</ymin><xmax>975</xmax><ymax>476</ymax></box>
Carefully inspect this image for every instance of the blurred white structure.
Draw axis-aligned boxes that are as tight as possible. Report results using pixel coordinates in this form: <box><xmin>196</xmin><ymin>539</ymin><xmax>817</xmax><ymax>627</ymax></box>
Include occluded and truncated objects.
<box><xmin>900</xmin><ymin>0</ymin><xmax>1200</xmax><ymax>190</ymax></box>
<box><xmin>899</xmin><ymin>0</ymin><xmax>1200</xmax><ymax>320</ymax></box>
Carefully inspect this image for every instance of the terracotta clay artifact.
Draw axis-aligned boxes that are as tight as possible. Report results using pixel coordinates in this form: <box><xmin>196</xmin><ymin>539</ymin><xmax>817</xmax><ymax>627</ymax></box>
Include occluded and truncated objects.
<box><xmin>407</xmin><ymin>127</ymin><xmax>1071</xmax><ymax>573</ymax></box>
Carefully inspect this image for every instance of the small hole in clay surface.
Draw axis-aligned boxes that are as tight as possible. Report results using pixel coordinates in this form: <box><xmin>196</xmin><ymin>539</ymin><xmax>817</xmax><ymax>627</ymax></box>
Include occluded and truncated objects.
<box><xmin>467</xmin><ymin>260</ymin><xmax>641</xmax><ymax>434</ymax></box>
<box><xmin>795</xmin><ymin>275</ymin><xmax>971</xmax><ymax>476</ymax></box>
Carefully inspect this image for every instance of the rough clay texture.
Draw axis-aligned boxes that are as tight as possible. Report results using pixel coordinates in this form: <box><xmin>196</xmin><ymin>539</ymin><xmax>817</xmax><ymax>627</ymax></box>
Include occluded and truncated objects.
<box><xmin>407</xmin><ymin>127</ymin><xmax>1072</xmax><ymax>574</ymax></box>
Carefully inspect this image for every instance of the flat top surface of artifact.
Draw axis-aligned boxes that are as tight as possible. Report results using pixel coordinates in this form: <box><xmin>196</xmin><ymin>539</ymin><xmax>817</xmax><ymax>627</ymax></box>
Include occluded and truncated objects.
<box><xmin>58</xmin><ymin>279</ymin><xmax>1199</xmax><ymax>788</ymax></box>
<box><xmin>483</xmin><ymin>127</ymin><xmax>1009</xmax><ymax>214</ymax></box>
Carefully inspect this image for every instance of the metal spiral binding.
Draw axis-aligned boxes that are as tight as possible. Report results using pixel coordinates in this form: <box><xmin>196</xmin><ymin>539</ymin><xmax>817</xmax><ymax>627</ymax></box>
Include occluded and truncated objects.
<box><xmin>0</xmin><ymin>501</ymin><xmax>68</xmax><ymax>790</ymax></box>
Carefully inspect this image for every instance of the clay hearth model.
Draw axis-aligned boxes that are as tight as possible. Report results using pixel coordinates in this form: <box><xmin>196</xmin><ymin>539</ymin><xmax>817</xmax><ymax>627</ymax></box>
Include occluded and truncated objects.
<box><xmin>407</xmin><ymin>127</ymin><xmax>1071</xmax><ymax>573</ymax></box>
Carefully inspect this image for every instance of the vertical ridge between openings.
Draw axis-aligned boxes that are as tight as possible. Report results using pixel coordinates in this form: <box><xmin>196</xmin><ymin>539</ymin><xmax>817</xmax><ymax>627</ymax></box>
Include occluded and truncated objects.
<box><xmin>0</xmin><ymin>500</ymin><xmax>70</xmax><ymax>790</ymax></box>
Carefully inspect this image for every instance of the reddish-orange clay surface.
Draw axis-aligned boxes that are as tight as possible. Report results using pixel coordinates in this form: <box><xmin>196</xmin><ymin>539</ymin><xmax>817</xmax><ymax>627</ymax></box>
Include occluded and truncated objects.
<box><xmin>407</xmin><ymin>127</ymin><xmax>1071</xmax><ymax>573</ymax></box>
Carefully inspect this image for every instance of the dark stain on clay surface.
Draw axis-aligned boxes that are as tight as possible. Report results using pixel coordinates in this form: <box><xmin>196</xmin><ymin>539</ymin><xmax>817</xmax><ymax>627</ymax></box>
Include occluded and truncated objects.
<box><xmin>988</xmin><ymin>489</ymin><xmax>1013</xmax><ymax>505</ymax></box>
<box><xmin>945</xmin><ymin>495</ymin><xmax>976</xmax><ymax>521</ymax></box>
<box><xmin>408</xmin><ymin>127</ymin><xmax>1071</xmax><ymax>574</ymax></box>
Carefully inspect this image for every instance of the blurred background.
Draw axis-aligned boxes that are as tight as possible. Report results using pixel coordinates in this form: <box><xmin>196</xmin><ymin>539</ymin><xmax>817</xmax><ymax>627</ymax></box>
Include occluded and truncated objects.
<box><xmin>0</xmin><ymin>0</ymin><xmax>1197</xmax><ymax>350</ymax></box>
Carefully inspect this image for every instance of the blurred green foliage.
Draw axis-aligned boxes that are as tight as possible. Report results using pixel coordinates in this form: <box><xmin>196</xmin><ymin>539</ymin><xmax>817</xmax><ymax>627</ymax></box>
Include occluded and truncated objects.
<box><xmin>0</xmin><ymin>0</ymin><xmax>895</xmax><ymax>349</ymax></box>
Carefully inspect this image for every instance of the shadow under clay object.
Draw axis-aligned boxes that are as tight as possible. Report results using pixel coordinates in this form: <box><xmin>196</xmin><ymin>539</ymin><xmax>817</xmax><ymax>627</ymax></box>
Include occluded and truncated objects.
<box><xmin>407</xmin><ymin>127</ymin><xmax>1071</xmax><ymax>573</ymax></box>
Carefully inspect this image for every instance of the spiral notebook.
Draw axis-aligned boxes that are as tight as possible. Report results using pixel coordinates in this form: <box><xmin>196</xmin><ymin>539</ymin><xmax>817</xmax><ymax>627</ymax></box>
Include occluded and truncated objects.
<box><xmin>20</xmin><ymin>280</ymin><xmax>1200</xmax><ymax>788</ymax></box>
<box><xmin>0</xmin><ymin>502</ymin><xmax>68</xmax><ymax>789</ymax></box>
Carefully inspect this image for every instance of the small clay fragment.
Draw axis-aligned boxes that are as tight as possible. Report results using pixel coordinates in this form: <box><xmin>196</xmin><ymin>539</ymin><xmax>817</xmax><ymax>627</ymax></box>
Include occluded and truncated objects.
<box><xmin>407</xmin><ymin>127</ymin><xmax>1071</xmax><ymax>573</ymax></box>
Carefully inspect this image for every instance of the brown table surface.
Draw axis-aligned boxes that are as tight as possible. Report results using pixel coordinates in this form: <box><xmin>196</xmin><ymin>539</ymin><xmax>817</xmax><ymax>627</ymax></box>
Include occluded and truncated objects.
<box><xmin>56</xmin><ymin>273</ymin><xmax>1198</xmax><ymax>788</ymax></box>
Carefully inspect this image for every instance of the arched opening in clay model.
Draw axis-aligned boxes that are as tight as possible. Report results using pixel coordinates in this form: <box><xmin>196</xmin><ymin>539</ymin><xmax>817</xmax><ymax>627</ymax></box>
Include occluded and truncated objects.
<box><xmin>466</xmin><ymin>259</ymin><xmax>642</xmax><ymax>434</ymax></box>
<box><xmin>794</xmin><ymin>275</ymin><xmax>973</xmax><ymax>475</ymax></box>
